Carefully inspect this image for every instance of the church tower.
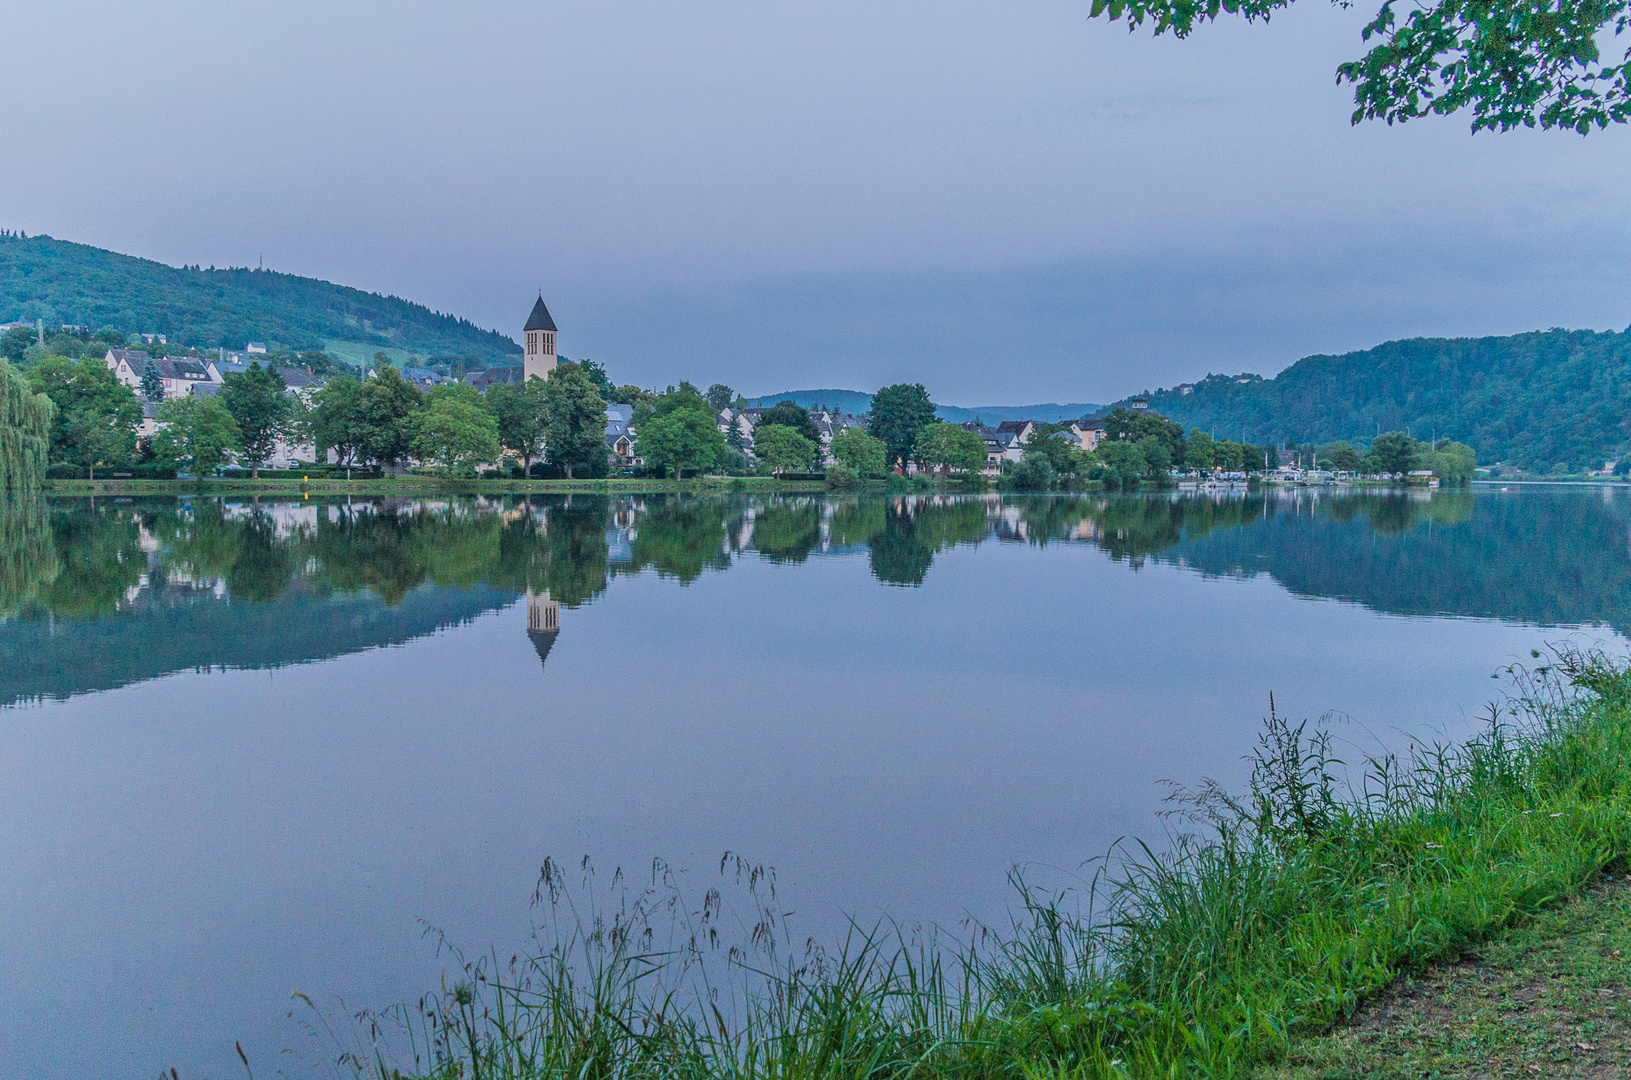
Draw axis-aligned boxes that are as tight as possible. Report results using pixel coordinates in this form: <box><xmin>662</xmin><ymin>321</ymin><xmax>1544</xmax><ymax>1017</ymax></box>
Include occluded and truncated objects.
<box><xmin>523</xmin><ymin>295</ymin><xmax>558</xmax><ymax>382</ymax></box>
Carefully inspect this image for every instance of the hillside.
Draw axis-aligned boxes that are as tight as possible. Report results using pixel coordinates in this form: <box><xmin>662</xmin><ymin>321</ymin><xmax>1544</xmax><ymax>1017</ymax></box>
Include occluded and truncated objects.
<box><xmin>0</xmin><ymin>234</ymin><xmax>520</xmax><ymax>363</ymax></box>
<box><xmin>747</xmin><ymin>388</ymin><xmax>1101</xmax><ymax>425</ymax></box>
<box><xmin>1130</xmin><ymin>329</ymin><xmax>1631</xmax><ymax>471</ymax></box>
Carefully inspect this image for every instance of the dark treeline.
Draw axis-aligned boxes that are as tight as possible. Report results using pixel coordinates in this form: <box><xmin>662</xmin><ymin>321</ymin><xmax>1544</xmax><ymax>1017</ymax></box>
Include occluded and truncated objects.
<box><xmin>0</xmin><ymin>234</ymin><xmax>520</xmax><ymax>360</ymax></box>
<box><xmin>1138</xmin><ymin>328</ymin><xmax>1631</xmax><ymax>473</ymax></box>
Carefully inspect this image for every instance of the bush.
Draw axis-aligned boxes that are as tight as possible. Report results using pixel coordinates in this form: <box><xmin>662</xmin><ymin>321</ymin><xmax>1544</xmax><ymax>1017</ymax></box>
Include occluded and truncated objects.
<box><xmin>825</xmin><ymin>462</ymin><xmax>859</xmax><ymax>489</ymax></box>
<box><xmin>1005</xmin><ymin>455</ymin><xmax>1054</xmax><ymax>491</ymax></box>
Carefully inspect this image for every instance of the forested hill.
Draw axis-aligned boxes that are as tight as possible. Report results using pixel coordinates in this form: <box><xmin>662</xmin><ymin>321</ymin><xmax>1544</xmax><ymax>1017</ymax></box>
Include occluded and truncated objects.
<box><xmin>1135</xmin><ymin>329</ymin><xmax>1631</xmax><ymax>471</ymax></box>
<box><xmin>0</xmin><ymin>234</ymin><xmax>521</xmax><ymax>362</ymax></box>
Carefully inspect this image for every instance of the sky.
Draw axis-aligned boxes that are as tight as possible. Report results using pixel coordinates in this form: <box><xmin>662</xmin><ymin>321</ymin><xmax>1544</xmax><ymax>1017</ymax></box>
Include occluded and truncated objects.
<box><xmin>4</xmin><ymin>0</ymin><xmax>1631</xmax><ymax>404</ymax></box>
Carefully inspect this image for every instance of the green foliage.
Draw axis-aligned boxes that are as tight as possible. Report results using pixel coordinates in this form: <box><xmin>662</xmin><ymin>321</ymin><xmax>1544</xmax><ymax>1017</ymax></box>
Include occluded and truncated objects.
<box><xmin>27</xmin><ymin>354</ymin><xmax>139</xmax><ymax>479</ymax></box>
<box><xmin>635</xmin><ymin>408</ymin><xmax>726</xmax><ymax>479</ymax></box>
<box><xmin>756</xmin><ymin>400</ymin><xmax>821</xmax><ymax>443</ymax></box>
<box><xmin>0</xmin><ymin>359</ymin><xmax>52</xmax><ymax>492</ymax></box>
<box><xmin>1369</xmin><ymin>430</ymin><xmax>1420</xmax><ymax>474</ymax></box>
<box><xmin>543</xmin><ymin>361</ymin><xmax>609</xmax><ymax>480</ymax></box>
<box><xmin>410</xmin><ymin>385</ymin><xmax>500</xmax><ymax>476</ymax></box>
<box><xmin>1184</xmin><ymin>429</ymin><xmax>1216</xmax><ymax>471</ymax></box>
<box><xmin>138</xmin><ymin>360</ymin><xmax>164</xmax><ymax>402</ymax></box>
<box><xmin>1104</xmin><ymin>407</ymin><xmax>1186</xmax><ymax>465</ymax></box>
<box><xmin>151</xmin><ymin>395</ymin><xmax>240</xmax><ymax>476</ymax></box>
<box><xmin>221</xmin><ymin>362</ymin><xmax>292</xmax><ymax>476</ymax></box>
<box><xmin>752</xmin><ymin>423</ymin><xmax>819</xmax><ymax>474</ymax></box>
<box><xmin>1006</xmin><ymin>453</ymin><xmax>1054</xmax><ymax>491</ymax></box>
<box><xmin>1094</xmin><ymin>439</ymin><xmax>1148</xmax><ymax>490</ymax></box>
<box><xmin>829</xmin><ymin>426</ymin><xmax>887</xmax><ymax>476</ymax></box>
<box><xmin>0</xmin><ymin>234</ymin><xmax>520</xmax><ymax>359</ymax></box>
<box><xmin>913</xmin><ymin>421</ymin><xmax>988</xmax><ymax>476</ymax></box>
<box><xmin>1086</xmin><ymin>0</ymin><xmax>1631</xmax><ymax>133</ymax></box>
<box><xmin>306</xmin><ymin>375</ymin><xmax>367</xmax><ymax>469</ymax></box>
<box><xmin>486</xmin><ymin>377</ymin><xmax>549</xmax><ymax>471</ymax></box>
<box><xmin>359</xmin><ymin>363</ymin><xmax>425</xmax><ymax>468</ymax></box>
<box><xmin>1136</xmin><ymin>329</ymin><xmax>1631</xmax><ymax>472</ymax></box>
<box><xmin>868</xmin><ymin>383</ymin><xmax>937</xmax><ymax>468</ymax></box>
<box><xmin>704</xmin><ymin>383</ymin><xmax>735</xmax><ymax>412</ymax></box>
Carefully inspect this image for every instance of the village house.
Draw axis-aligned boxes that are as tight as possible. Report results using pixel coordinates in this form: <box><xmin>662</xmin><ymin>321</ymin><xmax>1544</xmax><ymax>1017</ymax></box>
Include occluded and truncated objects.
<box><xmin>605</xmin><ymin>404</ymin><xmax>639</xmax><ymax>466</ymax></box>
<box><xmin>104</xmin><ymin>349</ymin><xmax>214</xmax><ymax>399</ymax></box>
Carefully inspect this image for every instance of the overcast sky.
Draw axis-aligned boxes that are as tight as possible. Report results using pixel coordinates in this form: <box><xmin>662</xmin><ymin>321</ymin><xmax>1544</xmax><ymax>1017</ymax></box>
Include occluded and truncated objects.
<box><xmin>5</xmin><ymin>0</ymin><xmax>1630</xmax><ymax>404</ymax></box>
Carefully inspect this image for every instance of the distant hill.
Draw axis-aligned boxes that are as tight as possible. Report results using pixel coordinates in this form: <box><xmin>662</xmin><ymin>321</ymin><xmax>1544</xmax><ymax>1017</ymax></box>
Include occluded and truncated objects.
<box><xmin>1118</xmin><ymin>328</ymin><xmax>1631</xmax><ymax>472</ymax></box>
<box><xmin>745</xmin><ymin>388</ymin><xmax>1100</xmax><ymax>425</ymax></box>
<box><xmin>0</xmin><ymin>234</ymin><xmax>521</xmax><ymax>363</ymax></box>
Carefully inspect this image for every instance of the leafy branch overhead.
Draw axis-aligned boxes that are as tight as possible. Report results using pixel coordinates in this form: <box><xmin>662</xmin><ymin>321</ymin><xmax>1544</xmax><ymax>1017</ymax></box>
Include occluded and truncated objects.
<box><xmin>1088</xmin><ymin>0</ymin><xmax>1631</xmax><ymax>132</ymax></box>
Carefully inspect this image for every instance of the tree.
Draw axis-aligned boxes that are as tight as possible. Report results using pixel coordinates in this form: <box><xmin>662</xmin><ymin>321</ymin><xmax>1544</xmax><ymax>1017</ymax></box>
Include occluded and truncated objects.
<box><xmin>913</xmin><ymin>421</ymin><xmax>988</xmax><ymax>478</ymax></box>
<box><xmin>1368</xmin><ymin>431</ymin><xmax>1421</xmax><ymax>475</ymax></box>
<box><xmin>307</xmin><ymin>375</ymin><xmax>369</xmax><ymax>475</ymax></box>
<box><xmin>151</xmin><ymin>395</ymin><xmax>239</xmax><ymax>476</ymax></box>
<box><xmin>544</xmin><ymin>361</ymin><xmax>609</xmax><ymax>480</ymax></box>
<box><xmin>829</xmin><ymin>427</ymin><xmax>887</xmax><ymax>476</ymax></box>
<box><xmin>1087</xmin><ymin>0</ymin><xmax>1631</xmax><ymax>133</ymax></box>
<box><xmin>1104</xmin><ymin>407</ymin><xmax>1186</xmax><ymax>465</ymax></box>
<box><xmin>1024</xmin><ymin>427</ymin><xmax>1088</xmax><ymax>478</ymax></box>
<box><xmin>1323</xmin><ymin>440</ymin><xmax>1362</xmax><ymax>472</ymax></box>
<box><xmin>635</xmin><ymin>408</ymin><xmax>726</xmax><ymax>478</ymax></box>
<box><xmin>1185</xmin><ymin>430</ymin><xmax>1216</xmax><ymax>472</ymax></box>
<box><xmin>753</xmin><ymin>424</ymin><xmax>818</xmax><ymax>474</ymax></box>
<box><xmin>410</xmin><ymin>385</ymin><xmax>501</xmax><ymax>476</ymax></box>
<box><xmin>1428</xmin><ymin>439</ymin><xmax>1478</xmax><ymax>482</ymax></box>
<box><xmin>1094</xmin><ymin>440</ymin><xmax>1148</xmax><ymax>490</ymax></box>
<box><xmin>27</xmin><ymin>355</ymin><xmax>140</xmax><ymax>479</ymax></box>
<box><xmin>1007</xmin><ymin>453</ymin><xmax>1054</xmax><ymax>491</ymax></box>
<box><xmin>487</xmin><ymin>377</ymin><xmax>550</xmax><ymax>475</ymax></box>
<box><xmin>140</xmin><ymin>361</ymin><xmax>164</xmax><ymax>403</ymax></box>
<box><xmin>868</xmin><ymin>384</ymin><xmax>937</xmax><ymax>469</ymax></box>
<box><xmin>705</xmin><ymin>384</ymin><xmax>735</xmax><ymax>412</ymax></box>
<box><xmin>221</xmin><ymin>362</ymin><xmax>292</xmax><ymax>477</ymax></box>
<box><xmin>1137</xmin><ymin>435</ymin><xmax>1174</xmax><ymax>479</ymax></box>
<box><xmin>577</xmin><ymin>359</ymin><xmax>616</xmax><ymax>399</ymax></box>
<box><xmin>358</xmin><ymin>363</ymin><xmax>424</xmax><ymax>469</ymax></box>
<box><xmin>757</xmin><ymin>400</ymin><xmax>821</xmax><ymax>443</ymax></box>
<box><xmin>0</xmin><ymin>358</ymin><xmax>52</xmax><ymax>492</ymax></box>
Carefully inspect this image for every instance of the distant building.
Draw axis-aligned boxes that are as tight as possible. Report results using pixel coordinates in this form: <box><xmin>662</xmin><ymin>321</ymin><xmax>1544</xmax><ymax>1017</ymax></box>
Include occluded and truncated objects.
<box><xmin>605</xmin><ymin>404</ymin><xmax>639</xmax><ymax>465</ymax></box>
<box><xmin>1128</xmin><ymin>397</ymin><xmax>1149</xmax><ymax>411</ymax></box>
<box><xmin>140</xmin><ymin>333</ymin><xmax>167</xmax><ymax>345</ymax></box>
<box><xmin>246</xmin><ymin>342</ymin><xmax>267</xmax><ymax>354</ymax></box>
<box><xmin>466</xmin><ymin>365</ymin><xmax>524</xmax><ymax>392</ymax></box>
<box><xmin>401</xmin><ymin>366</ymin><xmax>450</xmax><ymax>389</ymax></box>
<box><xmin>1070</xmin><ymin>419</ymin><xmax>1104</xmax><ymax>452</ymax></box>
<box><xmin>104</xmin><ymin>349</ymin><xmax>213</xmax><ymax>399</ymax></box>
<box><xmin>522</xmin><ymin>296</ymin><xmax>557</xmax><ymax>383</ymax></box>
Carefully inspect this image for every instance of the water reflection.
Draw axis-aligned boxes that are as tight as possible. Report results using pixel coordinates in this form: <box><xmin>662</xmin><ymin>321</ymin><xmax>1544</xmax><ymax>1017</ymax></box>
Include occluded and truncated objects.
<box><xmin>2</xmin><ymin>487</ymin><xmax>1629</xmax><ymax>705</ymax></box>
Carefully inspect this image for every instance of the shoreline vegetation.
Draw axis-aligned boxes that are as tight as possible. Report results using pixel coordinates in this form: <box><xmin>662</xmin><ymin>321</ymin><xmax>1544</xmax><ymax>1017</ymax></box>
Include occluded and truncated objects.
<box><xmin>307</xmin><ymin>648</ymin><xmax>1631</xmax><ymax>1080</ymax></box>
<box><xmin>34</xmin><ymin>475</ymin><xmax>1624</xmax><ymax>499</ymax></box>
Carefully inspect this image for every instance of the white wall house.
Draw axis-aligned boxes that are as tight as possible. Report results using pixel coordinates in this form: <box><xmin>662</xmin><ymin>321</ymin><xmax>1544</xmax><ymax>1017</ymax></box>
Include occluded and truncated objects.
<box><xmin>105</xmin><ymin>349</ymin><xmax>216</xmax><ymax>399</ymax></box>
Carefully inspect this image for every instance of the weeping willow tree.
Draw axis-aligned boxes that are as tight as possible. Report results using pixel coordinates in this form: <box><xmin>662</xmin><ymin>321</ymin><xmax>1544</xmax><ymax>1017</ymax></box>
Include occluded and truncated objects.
<box><xmin>0</xmin><ymin>494</ymin><xmax>57</xmax><ymax>618</ymax></box>
<box><xmin>0</xmin><ymin>359</ymin><xmax>53</xmax><ymax>492</ymax></box>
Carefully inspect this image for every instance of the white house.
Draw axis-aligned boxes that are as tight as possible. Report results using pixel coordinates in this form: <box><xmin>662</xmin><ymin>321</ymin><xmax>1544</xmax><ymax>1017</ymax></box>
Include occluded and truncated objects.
<box><xmin>105</xmin><ymin>349</ymin><xmax>215</xmax><ymax>399</ymax></box>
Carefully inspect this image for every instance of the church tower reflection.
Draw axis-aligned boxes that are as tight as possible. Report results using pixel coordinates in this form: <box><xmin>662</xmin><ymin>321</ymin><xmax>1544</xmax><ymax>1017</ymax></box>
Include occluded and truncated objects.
<box><xmin>526</xmin><ymin>590</ymin><xmax>560</xmax><ymax>667</ymax></box>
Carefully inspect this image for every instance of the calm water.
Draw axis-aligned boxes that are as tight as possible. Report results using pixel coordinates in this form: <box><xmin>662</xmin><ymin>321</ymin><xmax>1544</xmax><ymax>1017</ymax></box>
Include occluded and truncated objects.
<box><xmin>3</xmin><ymin>486</ymin><xmax>1629</xmax><ymax>1078</ymax></box>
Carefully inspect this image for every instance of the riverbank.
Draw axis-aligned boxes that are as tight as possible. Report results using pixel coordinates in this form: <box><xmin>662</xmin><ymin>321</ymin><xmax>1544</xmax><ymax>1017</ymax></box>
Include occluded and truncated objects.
<box><xmin>41</xmin><ymin>475</ymin><xmax>842</xmax><ymax>497</ymax></box>
<box><xmin>336</xmin><ymin>649</ymin><xmax>1631</xmax><ymax>1079</ymax></box>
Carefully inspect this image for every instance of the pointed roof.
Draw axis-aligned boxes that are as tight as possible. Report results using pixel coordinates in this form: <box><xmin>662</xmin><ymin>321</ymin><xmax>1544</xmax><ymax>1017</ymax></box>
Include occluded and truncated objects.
<box><xmin>528</xmin><ymin>628</ymin><xmax>559</xmax><ymax>667</ymax></box>
<box><xmin>524</xmin><ymin>295</ymin><xmax>557</xmax><ymax>332</ymax></box>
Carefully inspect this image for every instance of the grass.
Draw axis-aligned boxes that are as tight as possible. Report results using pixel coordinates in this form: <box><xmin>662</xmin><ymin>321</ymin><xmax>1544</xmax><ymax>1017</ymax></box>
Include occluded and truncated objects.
<box><xmin>1257</xmin><ymin>875</ymin><xmax>1631</xmax><ymax>1077</ymax></box>
<box><xmin>304</xmin><ymin>649</ymin><xmax>1631</xmax><ymax>1080</ymax></box>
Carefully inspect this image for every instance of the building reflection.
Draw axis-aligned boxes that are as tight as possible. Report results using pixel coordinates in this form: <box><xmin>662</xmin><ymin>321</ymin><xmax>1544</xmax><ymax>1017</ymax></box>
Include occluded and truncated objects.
<box><xmin>526</xmin><ymin>589</ymin><xmax>560</xmax><ymax>667</ymax></box>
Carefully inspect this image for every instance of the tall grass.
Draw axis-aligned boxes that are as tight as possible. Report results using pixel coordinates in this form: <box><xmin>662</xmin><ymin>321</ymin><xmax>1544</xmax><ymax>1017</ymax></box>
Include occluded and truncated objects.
<box><xmin>311</xmin><ymin>648</ymin><xmax>1631</xmax><ymax>1079</ymax></box>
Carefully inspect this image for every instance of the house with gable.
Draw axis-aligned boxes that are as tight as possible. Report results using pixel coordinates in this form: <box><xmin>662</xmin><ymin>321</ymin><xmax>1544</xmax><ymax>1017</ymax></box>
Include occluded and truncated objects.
<box><xmin>105</xmin><ymin>349</ymin><xmax>214</xmax><ymax>399</ymax></box>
